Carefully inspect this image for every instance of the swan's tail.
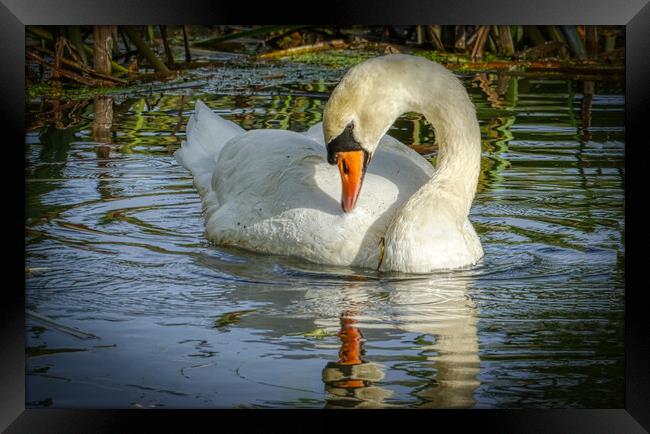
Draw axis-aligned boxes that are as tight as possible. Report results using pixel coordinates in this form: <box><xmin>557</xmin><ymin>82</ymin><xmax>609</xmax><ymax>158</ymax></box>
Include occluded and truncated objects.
<box><xmin>174</xmin><ymin>100</ymin><xmax>245</xmax><ymax>196</ymax></box>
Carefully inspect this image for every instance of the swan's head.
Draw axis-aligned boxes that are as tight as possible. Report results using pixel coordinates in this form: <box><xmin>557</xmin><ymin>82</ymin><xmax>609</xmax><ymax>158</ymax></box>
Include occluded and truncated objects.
<box><xmin>323</xmin><ymin>56</ymin><xmax>411</xmax><ymax>212</ymax></box>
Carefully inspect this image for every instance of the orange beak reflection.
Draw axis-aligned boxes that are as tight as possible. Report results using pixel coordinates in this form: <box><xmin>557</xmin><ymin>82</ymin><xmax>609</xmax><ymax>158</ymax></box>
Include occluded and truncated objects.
<box><xmin>336</xmin><ymin>150</ymin><xmax>367</xmax><ymax>213</ymax></box>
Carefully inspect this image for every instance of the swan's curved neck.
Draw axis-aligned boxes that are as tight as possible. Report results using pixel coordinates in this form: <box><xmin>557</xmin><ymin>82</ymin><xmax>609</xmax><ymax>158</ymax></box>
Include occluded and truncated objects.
<box><xmin>396</xmin><ymin>63</ymin><xmax>482</xmax><ymax>217</ymax></box>
<box><xmin>326</xmin><ymin>55</ymin><xmax>482</xmax><ymax>216</ymax></box>
<box><xmin>324</xmin><ymin>56</ymin><xmax>483</xmax><ymax>271</ymax></box>
<box><xmin>378</xmin><ymin>60</ymin><xmax>482</xmax><ymax>272</ymax></box>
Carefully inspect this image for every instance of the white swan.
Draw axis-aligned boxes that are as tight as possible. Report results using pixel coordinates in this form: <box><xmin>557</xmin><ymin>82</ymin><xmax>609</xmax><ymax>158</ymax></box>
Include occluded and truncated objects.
<box><xmin>175</xmin><ymin>54</ymin><xmax>483</xmax><ymax>273</ymax></box>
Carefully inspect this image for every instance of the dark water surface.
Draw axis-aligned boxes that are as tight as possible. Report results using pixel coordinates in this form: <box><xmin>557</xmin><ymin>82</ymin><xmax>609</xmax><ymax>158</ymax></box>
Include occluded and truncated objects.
<box><xmin>25</xmin><ymin>60</ymin><xmax>624</xmax><ymax>408</ymax></box>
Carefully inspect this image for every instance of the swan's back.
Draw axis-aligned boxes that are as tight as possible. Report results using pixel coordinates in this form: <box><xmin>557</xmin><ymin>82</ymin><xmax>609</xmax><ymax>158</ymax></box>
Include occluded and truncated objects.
<box><xmin>176</xmin><ymin>100</ymin><xmax>434</xmax><ymax>268</ymax></box>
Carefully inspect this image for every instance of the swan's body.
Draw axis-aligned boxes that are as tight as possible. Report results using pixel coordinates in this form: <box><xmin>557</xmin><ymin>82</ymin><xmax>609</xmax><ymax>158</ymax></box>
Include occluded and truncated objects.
<box><xmin>175</xmin><ymin>55</ymin><xmax>483</xmax><ymax>273</ymax></box>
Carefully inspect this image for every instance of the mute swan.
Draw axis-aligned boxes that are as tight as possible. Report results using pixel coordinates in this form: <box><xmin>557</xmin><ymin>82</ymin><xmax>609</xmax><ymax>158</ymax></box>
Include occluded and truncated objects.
<box><xmin>175</xmin><ymin>54</ymin><xmax>483</xmax><ymax>273</ymax></box>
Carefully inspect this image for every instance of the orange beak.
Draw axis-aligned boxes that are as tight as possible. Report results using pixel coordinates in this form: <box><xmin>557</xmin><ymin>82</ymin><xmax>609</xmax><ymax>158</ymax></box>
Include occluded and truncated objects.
<box><xmin>336</xmin><ymin>150</ymin><xmax>367</xmax><ymax>213</ymax></box>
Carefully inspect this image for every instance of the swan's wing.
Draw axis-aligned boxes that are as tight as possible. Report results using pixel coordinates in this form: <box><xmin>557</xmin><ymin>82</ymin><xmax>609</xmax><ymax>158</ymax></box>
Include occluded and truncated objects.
<box><xmin>174</xmin><ymin>100</ymin><xmax>245</xmax><ymax>179</ymax></box>
<box><xmin>303</xmin><ymin>122</ymin><xmax>325</xmax><ymax>144</ymax></box>
<box><xmin>187</xmin><ymin>126</ymin><xmax>434</xmax><ymax>268</ymax></box>
<box><xmin>376</xmin><ymin>134</ymin><xmax>435</xmax><ymax>177</ymax></box>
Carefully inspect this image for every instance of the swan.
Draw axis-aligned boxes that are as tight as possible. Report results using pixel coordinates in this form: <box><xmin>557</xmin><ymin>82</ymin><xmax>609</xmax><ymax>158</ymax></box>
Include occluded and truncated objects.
<box><xmin>175</xmin><ymin>54</ymin><xmax>483</xmax><ymax>273</ymax></box>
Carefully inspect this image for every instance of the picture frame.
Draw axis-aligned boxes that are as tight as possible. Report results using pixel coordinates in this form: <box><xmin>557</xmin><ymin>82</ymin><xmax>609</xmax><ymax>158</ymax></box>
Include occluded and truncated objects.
<box><xmin>3</xmin><ymin>0</ymin><xmax>648</xmax><ymax>431</ymax></box>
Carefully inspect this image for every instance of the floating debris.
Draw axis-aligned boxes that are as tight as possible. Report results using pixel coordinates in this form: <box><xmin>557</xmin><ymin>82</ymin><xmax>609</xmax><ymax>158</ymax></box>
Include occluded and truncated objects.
<box><xmin>288</xmin><ymin>328</ymin><xmax>337</xmax><ymax>340</ymax></box>
<box><xmin>26</xmin><ymin>309</ymin><xmax>100</xmax><ymax>340</ymax></box>
<box><xmin>213</xmin><ymin>309</ymin><xmax>256</xmax><ymax>328</ymax></box>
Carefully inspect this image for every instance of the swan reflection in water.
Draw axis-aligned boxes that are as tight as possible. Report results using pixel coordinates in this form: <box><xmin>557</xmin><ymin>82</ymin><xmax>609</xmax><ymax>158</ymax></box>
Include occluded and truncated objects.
<box><xmin>196</xmin><ymin>249</ymin><xmax>480</xmax><ymax>408</ymax></box>
<box><xmin>312</xmin><ymin>274</ymin><xmax>480</xmax><ymax>408</ymax></box>
<box><xmin>321</xmin><ymin>306</ymin><xmax>393</xmax><ymax>408</ymax></box>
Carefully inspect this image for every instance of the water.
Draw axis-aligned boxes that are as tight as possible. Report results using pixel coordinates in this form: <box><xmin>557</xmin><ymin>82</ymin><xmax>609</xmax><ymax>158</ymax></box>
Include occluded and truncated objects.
<box><xmin>25</xmin><ymin>60</ymin><xmax>624</xmax><ymax>409</ymax></box>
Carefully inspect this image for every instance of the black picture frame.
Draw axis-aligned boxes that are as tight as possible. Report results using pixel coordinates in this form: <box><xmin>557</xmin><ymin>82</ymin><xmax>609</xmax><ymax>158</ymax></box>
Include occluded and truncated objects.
<box><xmin>3</xmin><ymin>0</ymin><xmax>648</xmax><ymax>431</ymax></box>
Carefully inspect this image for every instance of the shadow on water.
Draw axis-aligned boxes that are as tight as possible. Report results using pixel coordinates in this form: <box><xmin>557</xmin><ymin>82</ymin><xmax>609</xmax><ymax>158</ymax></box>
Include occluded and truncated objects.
<box><xmin>26</xmin><ymin>126</ymin><xmax>76</xmax><ymax>223</ymax></box>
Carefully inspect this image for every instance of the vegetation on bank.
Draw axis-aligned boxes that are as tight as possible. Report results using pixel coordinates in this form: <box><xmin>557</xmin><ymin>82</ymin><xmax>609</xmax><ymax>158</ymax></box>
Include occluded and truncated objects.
<box><xmin>26</xmin><ymin>25</ymin><xmax>624</xmax><ymax>98</ymax></box>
